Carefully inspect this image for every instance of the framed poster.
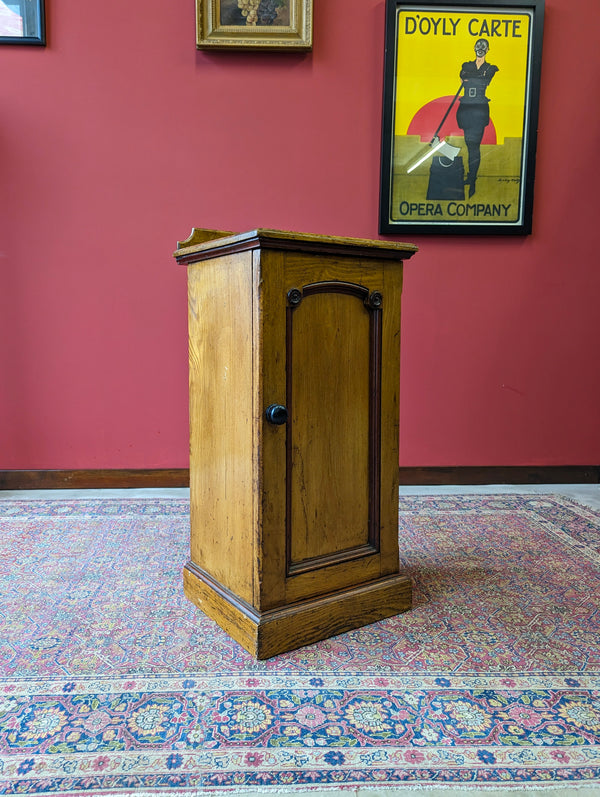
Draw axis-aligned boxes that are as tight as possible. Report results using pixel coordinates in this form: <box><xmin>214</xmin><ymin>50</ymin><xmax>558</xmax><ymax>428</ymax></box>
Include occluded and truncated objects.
<box><xmin>197</xmin><ymin>0</ymin><xmax>312</xmax><ymax>50</ymax></box>
<box><xmin>0</xmin><ymin>0</ymin><xmax>45</xmax><ymax>45</ymax></box>
<box><xmin>379</xmin><ymin>0</ymin><xmax>544</xmax><ymax>235</ymax></box>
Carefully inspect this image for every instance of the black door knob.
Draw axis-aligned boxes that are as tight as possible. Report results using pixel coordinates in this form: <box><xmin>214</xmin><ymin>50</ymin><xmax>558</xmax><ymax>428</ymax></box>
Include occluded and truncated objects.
<box><xmin>265</xmin><ymin>404</ymin><xmax>288</xmax><ymax>425</ymax></box>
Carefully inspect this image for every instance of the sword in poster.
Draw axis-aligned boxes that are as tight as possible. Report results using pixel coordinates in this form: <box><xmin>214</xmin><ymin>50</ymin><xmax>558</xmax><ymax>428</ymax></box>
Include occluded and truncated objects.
<box><xmin>406</xmin><ymin>82</ymin><xmax>464</xmax><ymax>173</ymax></box>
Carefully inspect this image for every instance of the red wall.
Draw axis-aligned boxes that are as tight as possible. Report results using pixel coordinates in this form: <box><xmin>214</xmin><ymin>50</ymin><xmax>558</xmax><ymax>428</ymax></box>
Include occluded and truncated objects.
<box><xmin>1</xmin><ymin>0</ymin><xmax>598</xmax><ymax>470</ymax></box>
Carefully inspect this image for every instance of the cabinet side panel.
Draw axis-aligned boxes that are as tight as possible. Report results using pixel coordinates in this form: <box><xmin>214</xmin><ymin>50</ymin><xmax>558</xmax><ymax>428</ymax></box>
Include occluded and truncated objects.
<box><xmin>188</xmin><ymin>253</ymin><xmax>255</xmax><ymax>603</ymax></box>
<box><xmin>379</xmin><ymin>262</ymin><xmax>403</xmax><ymax>574</ymax></box>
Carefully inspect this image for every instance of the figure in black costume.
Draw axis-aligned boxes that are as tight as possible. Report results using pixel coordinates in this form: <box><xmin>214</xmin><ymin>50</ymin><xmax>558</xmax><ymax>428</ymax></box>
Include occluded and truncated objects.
<box><xmin>456</xmin><ymin>39</ymin><xmax>498</xmax><ymax>197</ymax></box>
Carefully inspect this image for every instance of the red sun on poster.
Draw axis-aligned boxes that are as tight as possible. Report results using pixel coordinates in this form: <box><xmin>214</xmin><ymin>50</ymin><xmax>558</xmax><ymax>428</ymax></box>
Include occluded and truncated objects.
<box><xmin>407</xmin><ymin>96</ymin><xmax>497</xmax><ymax>144</ymax></box>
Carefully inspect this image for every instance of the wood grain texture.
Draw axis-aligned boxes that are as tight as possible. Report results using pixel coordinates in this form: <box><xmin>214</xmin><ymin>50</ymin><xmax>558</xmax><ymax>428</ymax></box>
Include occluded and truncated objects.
<box><xmin>184</xmin><ymin>559</ymin><xmax>412</xmax><ymax>659</ymax></box>
<box><xmin>378</xmin><ymin>261</ymin><xmax>404</xmax><ymax>576</ymax></box>
<box><xmin>176</xmin><ymin>228</ymin><xmax>236</xmax><ymax>249</ymax></box>
<box><xmin>187</xmin><ymin>252</ymin><xmax>257</xmax><ymax>604</ymax></box>
<box><xmin>288</xmin><ymin>290</ymin><xmax>371</xmax><ymax>566</ymax></box>
<box><xmin>255</xmin><ymin>574</ymin><xmax>412</xmax><ymax>660</ymax></box>
<box><xmin>184</xmin><ymin>562</ymin><xmax>260</xmax><ymax>656</ymax></box>
<box><xmin>254</xmin><ymin>248</ymin><xmax>288</xmax><ymax>610</ymax></box>
<box><xmin>177</xmin><ymin>230</ymin><xmax>415</xmax><ymax>657</ymax></box>
<box><xmin>174</xmin><ymin>228</ymin><xmax>418</xmax><ymax>266</ymax></box>
<box><xmin>283</xmin><ymin>554</ymin><xmax>381</xmax><ymax>605</ymax></box>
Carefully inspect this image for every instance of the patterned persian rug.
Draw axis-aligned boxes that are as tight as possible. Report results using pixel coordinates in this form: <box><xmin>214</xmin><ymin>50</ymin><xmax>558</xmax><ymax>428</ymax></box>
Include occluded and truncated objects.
<box><xmin>1</xmin><ymin>494</ymin><xmax>599</xmax><ymax>795</ymax></box>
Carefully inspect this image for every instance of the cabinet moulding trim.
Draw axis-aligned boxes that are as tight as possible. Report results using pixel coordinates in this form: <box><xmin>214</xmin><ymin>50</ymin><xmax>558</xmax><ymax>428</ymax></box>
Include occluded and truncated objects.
<box><xmin>174</xmin><ymin>229</ymin><xmax>419</xmax><ymax>267</ymax></box>
<box><xmin>183</xmin><ymin>559</ymin><xmax>413</xmax><ymax>659</ymax></box>
<box><xmin>286</xmin><ymin>543</ymin><xmax>379</xmax><ymax>576</ymax></box>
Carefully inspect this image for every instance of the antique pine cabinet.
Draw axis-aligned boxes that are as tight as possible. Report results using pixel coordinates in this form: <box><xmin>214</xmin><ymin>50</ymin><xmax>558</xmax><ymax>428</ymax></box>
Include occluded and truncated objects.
<box><xmin>174</xmin><ymin>228</ymin><xmax>418</xmax><ymax>659</ymax></box>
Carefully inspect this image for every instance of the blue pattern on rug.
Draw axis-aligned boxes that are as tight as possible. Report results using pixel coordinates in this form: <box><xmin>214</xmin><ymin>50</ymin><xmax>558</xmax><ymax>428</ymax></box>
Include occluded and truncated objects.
<box><xmin>1</xmin><ymin>494</ymin><xmax>599</xmax><ymax>792</ymax></box>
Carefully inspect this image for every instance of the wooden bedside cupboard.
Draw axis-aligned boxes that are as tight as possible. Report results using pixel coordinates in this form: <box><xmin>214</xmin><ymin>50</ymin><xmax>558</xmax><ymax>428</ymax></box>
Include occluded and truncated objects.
<box><xmin>174</xmin><ymin>228</ymin><xmax>418</xmax><ymax>659</ymax></box>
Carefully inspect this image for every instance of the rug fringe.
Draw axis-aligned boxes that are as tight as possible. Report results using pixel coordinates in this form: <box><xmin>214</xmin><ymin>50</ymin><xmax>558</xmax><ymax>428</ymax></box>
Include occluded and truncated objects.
<box><xmin>42</xmin><ymin>783</ymin><xmax>600</xmax><ymax>797</ymax></box>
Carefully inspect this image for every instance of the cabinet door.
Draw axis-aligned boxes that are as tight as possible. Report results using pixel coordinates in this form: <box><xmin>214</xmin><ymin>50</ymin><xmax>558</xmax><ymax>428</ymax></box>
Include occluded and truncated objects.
<box><xmin>282</xmin><ymin>278</ymin><xmax>385</xmax><ymax>603</ymax></box>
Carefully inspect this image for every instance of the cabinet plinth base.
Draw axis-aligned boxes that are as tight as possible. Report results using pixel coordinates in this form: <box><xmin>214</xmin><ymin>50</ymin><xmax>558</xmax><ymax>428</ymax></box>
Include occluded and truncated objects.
<box><xmin>183</xmin><ymin>561</ymin><xmax>412</xmax><ymax>659</ymax></box>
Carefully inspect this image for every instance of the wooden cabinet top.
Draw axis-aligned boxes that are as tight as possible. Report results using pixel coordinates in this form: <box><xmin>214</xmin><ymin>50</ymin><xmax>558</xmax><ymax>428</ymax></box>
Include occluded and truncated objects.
<box><xmin>174</xmin><ymin>228</ymin><xmax>418</xmax><ymax>265</ymax></box>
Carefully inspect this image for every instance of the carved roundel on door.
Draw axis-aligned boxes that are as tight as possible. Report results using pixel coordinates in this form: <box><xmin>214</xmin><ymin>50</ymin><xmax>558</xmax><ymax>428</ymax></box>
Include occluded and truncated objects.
<box><xmin>287</xmin><ymin>288</ymin><xmax>303</xmax><ymax>306</ymax></box>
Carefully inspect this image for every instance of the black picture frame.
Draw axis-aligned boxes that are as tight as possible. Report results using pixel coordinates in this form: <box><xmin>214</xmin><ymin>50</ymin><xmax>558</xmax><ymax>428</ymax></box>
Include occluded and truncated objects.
<box><xmin>0</xmin><ymin>0</ymin><xmax>45</xmax><ymax>45</ymax></box>
<box><xmin>379</xmin><ymin>0</ymin><xmax>544</xmax><ymax>235</ymax></box>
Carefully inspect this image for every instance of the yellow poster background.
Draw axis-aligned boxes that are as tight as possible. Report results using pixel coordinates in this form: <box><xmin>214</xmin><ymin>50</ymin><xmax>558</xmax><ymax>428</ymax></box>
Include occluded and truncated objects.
<box><xmin>389</xmin><ymin>5</ymin><xmax>532</xmax><ymax>225</ymax></box>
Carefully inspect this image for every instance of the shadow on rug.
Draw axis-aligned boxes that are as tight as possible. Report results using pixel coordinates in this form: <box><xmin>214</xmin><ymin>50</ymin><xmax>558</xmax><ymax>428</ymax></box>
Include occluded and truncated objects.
<box><xmin>1</xmin><ymin>494</ymin><xmax>599</xmax><ymax>794</ymax></box>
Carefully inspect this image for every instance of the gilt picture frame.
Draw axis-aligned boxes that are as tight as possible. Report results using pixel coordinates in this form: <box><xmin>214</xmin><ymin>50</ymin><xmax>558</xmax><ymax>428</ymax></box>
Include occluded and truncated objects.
<box><xmin>0</xmin><ymin>0</ymin><xmax>45</xmax><ymax>44</ymax></box>
<box><xmin>197</xmin><ymin>0</ymin><xmax>312</xmax><ymax>50</ymax></box>
<box><xmin>379</xmin><ymin>0</ymin><xmax>544</xmax><ymax>235</ymax></box>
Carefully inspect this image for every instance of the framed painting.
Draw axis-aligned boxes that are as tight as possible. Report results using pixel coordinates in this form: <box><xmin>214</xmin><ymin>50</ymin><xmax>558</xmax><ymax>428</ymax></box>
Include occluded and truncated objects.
<box><xmin>0</xmin><ymin>0</ymin><xmax>45</xmax><ymax>44</ymax></box>
<box><xmin>379</xmin><ymin>0</ymin><xmax>544</xmax><ymax>235</ymax></box>
<box><xmin>197</xmin><ymin>0</ymin><xmax>312</xmax><ymax>50</ymax></box>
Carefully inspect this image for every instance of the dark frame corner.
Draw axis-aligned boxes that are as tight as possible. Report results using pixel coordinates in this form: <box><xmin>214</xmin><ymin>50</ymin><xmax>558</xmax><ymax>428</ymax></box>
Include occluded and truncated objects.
<box><xmin>0</xmin><ymin>0</ymin><xmax>45</xmax><ymax>45</ymax></box>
